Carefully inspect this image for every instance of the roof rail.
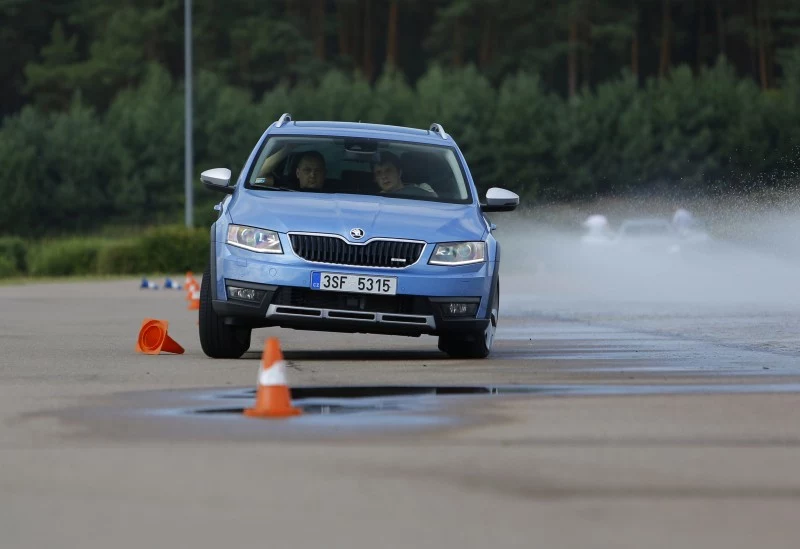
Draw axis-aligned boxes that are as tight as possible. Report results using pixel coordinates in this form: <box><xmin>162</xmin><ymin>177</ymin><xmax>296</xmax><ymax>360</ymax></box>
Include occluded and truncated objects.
<box><xmin>275</xmin><ymin>113</ymin><xmax>292</xmax><ymax>128</ymax></box>
<box><xmin>429</xmin><ymin>123</ymin><xmax>449</xmax><ymax>139</ymax></box>
<box><xmin>429</xmin><ymin>123</ymin><xmax>449</xmax><ymax>140</ymax></box>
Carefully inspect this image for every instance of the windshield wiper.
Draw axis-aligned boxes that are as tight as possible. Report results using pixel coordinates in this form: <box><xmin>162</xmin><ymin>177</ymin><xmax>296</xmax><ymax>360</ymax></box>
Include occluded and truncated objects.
<box><xmin>254</xmin><ymin>185</ymin><xmax>296</xmax><ymax>192</ymax></box>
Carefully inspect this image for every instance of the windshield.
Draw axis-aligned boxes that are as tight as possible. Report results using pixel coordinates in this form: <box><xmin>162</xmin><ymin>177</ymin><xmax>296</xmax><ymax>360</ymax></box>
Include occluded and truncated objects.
<box><xmin>246</xmin><ymin>136</ymin><xmax>472</xmax><ymax>204</ymax></box>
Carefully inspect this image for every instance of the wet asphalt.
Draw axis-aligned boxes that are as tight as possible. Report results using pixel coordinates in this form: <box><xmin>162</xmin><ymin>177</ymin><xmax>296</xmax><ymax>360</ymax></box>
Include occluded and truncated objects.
<box><xmin>1</xmin><ymin>278</ymin><xmax>800</xmax><ymax>548</ymax></box>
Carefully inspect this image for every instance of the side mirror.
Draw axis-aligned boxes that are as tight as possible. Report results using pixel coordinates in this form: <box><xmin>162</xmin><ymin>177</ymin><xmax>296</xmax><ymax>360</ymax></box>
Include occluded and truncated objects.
<box><xmin>201</xmin><ymin>168</ymin><xmax>234</xmax><ymax>194</ymax></box>
<box><xmin>480</xmin><ymin>187</ymin><xmax>519</xmax><ymax>213</ymax></box>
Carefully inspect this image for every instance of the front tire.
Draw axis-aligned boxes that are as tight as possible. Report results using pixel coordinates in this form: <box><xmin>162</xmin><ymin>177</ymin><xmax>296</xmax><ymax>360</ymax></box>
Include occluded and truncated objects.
<box><xmin>199</xmin><ymin>268</ymin><xmax>251</xmax><ymax>358</ymax></box>
<box><xmin>438</xmin><ymin>281</ymin><xmax>498</xmax><ymax>359</ymax></box>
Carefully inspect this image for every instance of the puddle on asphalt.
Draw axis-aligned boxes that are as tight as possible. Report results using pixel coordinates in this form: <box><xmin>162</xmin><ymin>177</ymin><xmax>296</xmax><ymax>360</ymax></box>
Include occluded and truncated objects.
<box><xmin>195</xmin><ymin>404</ymin><xmax>390</xmax><ymax>415</ymax></box>
<box><xmin>183</xmin><ymin>383</ymin><xmax>800</xmax><ymax>418</ymax></box>
<box><xmin>212</xmin><ymin>385</ymin><xmax>494</xmax><ymax>401</ymax></box>
<box><xmin>182</xmin><ymin>386</ymin><xmax>498</xmax><ymax>418</ymax></box>
<box><xmin>40</xmin><ymin>383</ymin><xmax>800</xmax><ymax>442</ymax></box>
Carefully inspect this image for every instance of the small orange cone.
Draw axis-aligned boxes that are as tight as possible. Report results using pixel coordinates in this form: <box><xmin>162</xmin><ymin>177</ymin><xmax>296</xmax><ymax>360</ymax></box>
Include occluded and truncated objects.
<box><xmin>185</xmin><ymin>282</ymin><xmax>198</xmax><ymax>300</ymax></box>
<box><xmin>187</xmin><ymin>287</ymin><xmax>200</xmax><ymax>310</ymax></box>
<box><xmin>185</xmin><ymin>276</ymin><xmax>200</xmax><ymax>304</ymax></box>
<box><xmin>244</xmin><ymin>338</ymin><xmax>302</xmax><ymax>418</ymax></box>
<box><xmin>135</xmin><ymin>318</ymin><xmax>185</xmax><ymax>355</ymax></box>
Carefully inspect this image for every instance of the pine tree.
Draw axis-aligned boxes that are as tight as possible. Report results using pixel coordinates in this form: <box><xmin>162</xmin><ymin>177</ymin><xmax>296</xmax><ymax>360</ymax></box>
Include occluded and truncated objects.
<box><xmin>23</xmin><ymin>22</ymin><xmax>81</xmax><ymax>111</ymax></box>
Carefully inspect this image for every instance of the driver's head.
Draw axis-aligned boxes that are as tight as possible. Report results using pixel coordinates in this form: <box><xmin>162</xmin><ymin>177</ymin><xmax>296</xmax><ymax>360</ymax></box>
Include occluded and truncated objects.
<box><xmin>373</xmin><ymin>152</ymin><xmax>403</xmax><ymax>193</ymax></box>
<box><xmin>296</xmin><ymin>151</ymin><xmax>326</xmax><ymax>189</ymax></box>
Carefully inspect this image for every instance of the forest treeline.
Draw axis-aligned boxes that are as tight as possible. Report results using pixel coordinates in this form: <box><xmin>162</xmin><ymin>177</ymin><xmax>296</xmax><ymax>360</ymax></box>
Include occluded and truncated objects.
<box><xmin>1</xmin><ymin>0</ymin><xmax>799</xmax><ymax>234</ymax></box>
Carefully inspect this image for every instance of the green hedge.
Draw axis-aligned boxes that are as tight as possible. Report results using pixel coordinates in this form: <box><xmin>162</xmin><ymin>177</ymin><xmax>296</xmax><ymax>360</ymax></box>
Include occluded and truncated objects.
<box><xmin>3</xmin><ymin>225</ymin><xmax>209</xmax><ymax>278</ymax></box>
<box><xmin>131</xmin><ymin>225</ymin><xmax>209</xmax><ymax>273</ymax></box>
<box><xmin>0</xmin><ymin>256</ymin><xmax>17</xmax><ymax>278</ymax></box>
<box><xmin>95</xmin><ymin>240</ymin><xmax>147</xmax><ymax>275</ymax></box>
<box><xmin>27</xmin><ymin>237</ymin><xmax>110</xmax><ymax>276</ymax></box>
<box><xmin>0</xmin><ymin>236</ymin><xmax>27</xmax><ymax>274</ymax></box>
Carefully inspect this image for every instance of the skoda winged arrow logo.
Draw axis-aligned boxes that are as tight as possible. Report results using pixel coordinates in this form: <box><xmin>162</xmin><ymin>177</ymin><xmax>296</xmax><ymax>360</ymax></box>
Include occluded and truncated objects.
<box><xmin>350</xmin><ymin>228</ymin><xmax>365</xmax><ymax>239</ymax></box>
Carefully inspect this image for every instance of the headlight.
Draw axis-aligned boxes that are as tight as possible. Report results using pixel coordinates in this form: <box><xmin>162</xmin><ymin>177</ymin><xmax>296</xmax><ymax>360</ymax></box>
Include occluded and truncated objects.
<box><xmin>226</xmin><ymin>224</ymin><xmax>283</xmax><ymax>254</ymax></box>
<box><xmin>429</xmin><ymin>242</ymin><xmax>486</xmax><ymax>265</ymax></box>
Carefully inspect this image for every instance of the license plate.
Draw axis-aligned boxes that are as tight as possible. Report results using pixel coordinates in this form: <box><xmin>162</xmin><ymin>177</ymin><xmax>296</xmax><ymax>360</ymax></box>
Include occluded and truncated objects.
<box><xmin>311</xmin><ymin>272</ymin><xmax>397</xmax><ymax>295</ymax></box>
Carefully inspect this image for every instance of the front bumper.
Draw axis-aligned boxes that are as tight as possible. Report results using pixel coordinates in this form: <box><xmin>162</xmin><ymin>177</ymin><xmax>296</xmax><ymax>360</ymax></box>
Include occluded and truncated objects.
<box><xmin>212</xmin><ymin>239</ymin><xmax>496</xmax><ymax>336</ymax></box>
<box><xmin>212</xmin><ymin>281</ymin><xmax>489</xmax><ymax>336</ymax></box>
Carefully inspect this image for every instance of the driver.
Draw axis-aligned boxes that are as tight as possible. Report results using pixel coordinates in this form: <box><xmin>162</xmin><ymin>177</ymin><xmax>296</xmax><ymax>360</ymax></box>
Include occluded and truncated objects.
<box><xmin>255</xmin><ymin>147</ymin><xmax>326</xmax><ymax>190</ymax></box>
<box><xmin>294</xmin><ymin>151</ymin><xmax>326</xmax><ymax>190</ymax></box>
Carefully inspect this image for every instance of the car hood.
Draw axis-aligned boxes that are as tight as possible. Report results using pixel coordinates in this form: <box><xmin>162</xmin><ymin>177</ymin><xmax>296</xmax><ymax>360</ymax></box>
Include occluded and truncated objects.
<box><xmin>229</xmin><ymin>191</ymin><xmax>486</xmax><ymax>243</ymax></box>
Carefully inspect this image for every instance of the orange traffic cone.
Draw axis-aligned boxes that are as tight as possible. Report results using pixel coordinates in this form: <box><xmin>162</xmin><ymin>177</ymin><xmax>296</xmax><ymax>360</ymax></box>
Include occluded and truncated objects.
<box><xmin>185</xmin><ymin>280</ymin><xmax>199</xmax><ymax>300</ymax></box>
<box><xmin>187</xmin><ymin>287</ymin><xmax>200</xmax><ymax>310</ymax></box>
<box><xmin>135</xmin><ymin>318</ymin><xmax>185</xmax><ymax>355</ymax></box>
<box><xmin>244</xmin><ymin>338</ymin><xmax>302</xmax><ymax>418</ymax></box>
<box><xmin>185</xmin><ymin>276</ymin><xmax>199</xmax><ymax>304</ymax></box>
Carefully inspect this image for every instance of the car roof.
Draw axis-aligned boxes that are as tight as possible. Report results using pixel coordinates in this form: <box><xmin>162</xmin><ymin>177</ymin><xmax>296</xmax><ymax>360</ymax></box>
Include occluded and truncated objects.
<box><xmin>268</xmin><ymin>120</ymin><xmax>454</xmax><ymax>146</ymax></box>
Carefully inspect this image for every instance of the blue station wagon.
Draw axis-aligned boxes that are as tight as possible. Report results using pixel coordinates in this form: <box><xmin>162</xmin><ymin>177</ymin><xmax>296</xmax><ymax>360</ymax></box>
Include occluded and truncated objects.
<box><xmin>199</xmin><ymin>114</ymin><xmax>519</xmax><ymax>359</ymax></box>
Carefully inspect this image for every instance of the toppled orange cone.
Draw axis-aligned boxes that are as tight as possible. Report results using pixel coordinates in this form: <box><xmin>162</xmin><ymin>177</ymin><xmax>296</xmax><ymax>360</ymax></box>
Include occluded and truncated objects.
<box><xmin>244</xmin><ymin>338</ymin><xmax>302</xmax><ymax>418</ymax></box>
<box><xmin>135</xmin><ymin>318</ymin><xmax>185</xmax><ymax>355</ymax></box>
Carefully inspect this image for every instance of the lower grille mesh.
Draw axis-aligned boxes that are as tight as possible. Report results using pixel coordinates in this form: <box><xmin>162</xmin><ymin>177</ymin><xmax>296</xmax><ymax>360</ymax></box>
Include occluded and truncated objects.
<box><xmin>272</xmin><ymin>287</ymin><xmax>432</xmax><ymax>315</ymax></box>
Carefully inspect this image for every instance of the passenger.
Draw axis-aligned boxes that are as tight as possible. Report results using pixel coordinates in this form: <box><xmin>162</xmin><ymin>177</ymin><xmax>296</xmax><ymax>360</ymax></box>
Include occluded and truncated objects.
<box><xmin>373</xmin><ymin>152</ymin><xmax>436</xmax><ymax>198</ymax></box>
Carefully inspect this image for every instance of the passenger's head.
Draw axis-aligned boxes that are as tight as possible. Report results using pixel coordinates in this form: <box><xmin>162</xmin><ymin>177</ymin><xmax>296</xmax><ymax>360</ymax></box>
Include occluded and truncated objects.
<box><xmin>373</xmin><ymin>152</ymin><xmax>403</xmax><ymax>193</ymax></box>
<box><xmin>296</xmin><ymin>151</ymin><xmax>326</xmax><ymax>189</ymax></box>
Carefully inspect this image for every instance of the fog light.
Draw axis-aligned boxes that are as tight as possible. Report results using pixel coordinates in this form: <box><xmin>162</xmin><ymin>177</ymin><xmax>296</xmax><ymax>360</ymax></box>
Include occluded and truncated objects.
<box><xmin>227</xmin><ymin>286</ymin><xmax>265</xmax><ymax>302</ymax></box>
<box><xmin>443</xmin><ymin>303</ymin><xmax>478</xmax><ymax>317</ymax></box>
